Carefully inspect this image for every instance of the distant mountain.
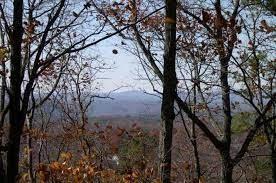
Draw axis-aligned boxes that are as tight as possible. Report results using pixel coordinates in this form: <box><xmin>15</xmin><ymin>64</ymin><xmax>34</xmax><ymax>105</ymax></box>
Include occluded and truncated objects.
<box><xmin>35</xmin><ymin>90</ymin><xmax>255</xmax><ymax>119</ymax></box>
<box><xmin>89</xmin><ymin>90</ymin><xmax>253</xmax><ymax>117</ymax></box>
<box><xmin>109</xmin><ymin>90</ymin><xmax>160</xmax><ymax>101</ymax></box>
<box><xmin>89</xmin><ymin>91</ymin><xmax>161</xmax><ymax>117</ymax></box>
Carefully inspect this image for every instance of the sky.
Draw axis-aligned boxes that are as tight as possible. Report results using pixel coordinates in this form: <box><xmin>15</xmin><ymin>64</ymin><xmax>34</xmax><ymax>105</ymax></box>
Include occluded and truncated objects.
<box><xmin>95</xmin><ymin>37</ymin><xmax>152</xmax><ymax>92</ymax></box>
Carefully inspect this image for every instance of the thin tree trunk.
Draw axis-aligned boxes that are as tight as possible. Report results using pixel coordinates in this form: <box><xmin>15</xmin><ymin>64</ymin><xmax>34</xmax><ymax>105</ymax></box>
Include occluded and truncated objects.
<box><xmin>263</xmin><ymin>116</ymin><xmax>276</xmax><ymax>183</ymax></box>
<box><xmin>0</xmin><ymin>86</ymin><xmax>5</xmax><ymax>181</ymax></box>
<box><xmin>0</xmin><ymin>148</ymin><xmax>5</xmax><ymax>182</ymax></box>
<box><xmin>0</xmin><ymin>76</ymin><xmax>6</xmax><ymax>182</ymax></box>
<box><xmin>219</xmin><ymin>55</ymin><xmax>233</xmax><ymax>183</ymax></box>
<box><xmin>191</xmin><ymin>123</ymin><xmax>201</xmax><ymax>180</ymax></box>
<box><xmin>159</xmin><ymin>119</ymin><xmax>174</xmax><ymax>183</ymax></box>
<box><xmin>0</xmin><ymin>20</ymin><xmax>6</xmax><ymax>182</ymax></box>
<box><xmin>272</xmin><ymin>105</ymin><xmax>276</xmax><ymax>183</ymax></box>
<box><xmin>272</xmin><ymin>149</ymin><xmax>276</xmax><ymax>183</ymax></box>
<box><xmin>159</xmin><ymin>0</ymin><xmax>177</xmax><ymax>182</ymax></box>
<box><xmin>192</xmin><ymin>57</ymin><xmax>201</xmax><ymax>180</ymax></box>
<box><xmin>26</xmin><ymin>114</ymin><xmax>34</xmax><ymax>182</ymax></box>
<box><xmin>25</xmin><ymin>9</ymin><xmax>34</xmax><ymax>181</ymax></box>
<box><xmin>214</xmin><ymin>1</ymin><xmax>233</xmax><ymax>182</ymax></box>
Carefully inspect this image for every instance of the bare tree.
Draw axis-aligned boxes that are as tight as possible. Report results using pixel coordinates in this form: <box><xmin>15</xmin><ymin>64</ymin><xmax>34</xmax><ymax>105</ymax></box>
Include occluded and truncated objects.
<box><xmin>158</xmin><ymin>0</ymin><xmax>177</xmax><ymax>182</ymax></box>
<box><xmin>96</xmin><ymin>0</ymin><xmax>276</xmax><ymax>182</ymax></box>
<box><xmin>0</xmin><ymin>0</ymin><xmax>112</xmax><ymax>181</ymax></box>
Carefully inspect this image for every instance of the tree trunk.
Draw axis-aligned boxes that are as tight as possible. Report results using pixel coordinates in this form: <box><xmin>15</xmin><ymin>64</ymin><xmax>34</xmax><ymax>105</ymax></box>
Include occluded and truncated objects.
<box><xmin>0</xmin><ymin>75</ymin><xmax>6</xmax><ymax>182</ymax></box>
<box><xmin>0</xmin><ymin>24</ymin><xmax>6</xmax><ymax>183</ymax></box>
<box><xmin>192</xmin><ymin>59</ymin><xmax>201</xmax><ymax>179</ymax></box>
<box><xmin>191</xmin><ymin>134</ymin><xmax>201</xmax><ymax>180</ymax></box>
<box><xmin>7</xmin><ymin>120</ymin><xmax>24</xmax><ymax>183</ymax></box>
<box><xmin>7</xmin><ymin>0</ymin><xmax>24</xmax><ymax>182</ymax></box>
<box><xmin>159</xmin><ymin>119</ymin><xmax>174</xmax><ymax>183</ymax></box>
<box><xmin>159</xmin><ymin>0</ymin><xmax>177</xmax><ymax>182</ymax></box>
<box><xmin>221</xmin><ymin>166</ymin><xmax>233</xmax><ymax>183</ymax></box>
<box><xmin>0</xmin><ymin>149</ymin><xmax>5</xmax><ymax>183</ymax></box>
<box><xmin>221</xmin><ymin>152</ymin><xmax>233</xmax><ymax>183</ymax></box>
<box><xmin>271</xmin><ymin>149</ymin><xmax>276</xmax><ymax>183</ymax></box>
<box><xmin>26</xmin><ymin>115</ymin><xmax>34</xmax><ymax>182</ymax></box>
<box><xmin>215</xmin><ymin>1</ymin><xmax>233</xmax><ymax>181</ymax></box>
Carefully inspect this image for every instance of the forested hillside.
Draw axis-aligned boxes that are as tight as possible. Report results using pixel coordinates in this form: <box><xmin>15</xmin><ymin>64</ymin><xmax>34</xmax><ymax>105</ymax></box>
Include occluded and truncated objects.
<box><xmin>0</xmin><ymin>0</ymin><xmax>275</xmax><ymax>182</ymax></box>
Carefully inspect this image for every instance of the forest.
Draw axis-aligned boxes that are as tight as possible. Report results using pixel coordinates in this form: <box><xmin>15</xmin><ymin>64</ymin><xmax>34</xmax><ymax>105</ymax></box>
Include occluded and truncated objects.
<box><xmin>0</xmin><ymin>0</ymin><xmax>275</xmax><ymax>182</ymax></box>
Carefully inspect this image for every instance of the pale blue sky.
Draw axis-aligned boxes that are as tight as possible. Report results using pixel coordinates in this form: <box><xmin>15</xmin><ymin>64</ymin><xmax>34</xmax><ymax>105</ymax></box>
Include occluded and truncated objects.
<box><xmin>96</xmin><ymin>37</ymin><xmax>152</xmax><ymax>92</ymax></box>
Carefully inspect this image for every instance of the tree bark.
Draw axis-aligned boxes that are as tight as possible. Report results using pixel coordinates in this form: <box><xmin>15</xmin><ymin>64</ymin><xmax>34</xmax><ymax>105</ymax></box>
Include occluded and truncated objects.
<box><xmin>192</xmin><ymin>58</ymin><xmax>201</xmax><ymax>179</ymax></box>
<box><xmin>159</xmin><ymin>0</ymin><xmax>177</xmax><ymax>182</ymax></box>
<box><xmin>7</xmin><ymin>121</ymin><xmax>24</xmax><ymax>183</ymax></box>
<box><xmin>0</xmin><ymin>20</ymin><xmax>6</xmax><ymax>183</ymax></box>
<box><xmin>215</xmin><ymin>1</ymin><xmax>233</xmax><ymax>182</ymax></box>
<box><xmin>7</xmin><ymin>0</ymin><xmax>24</xmax><ymax>182</ymax></box>
<box><xmin>221</xmin><ymin>163</ymin><xmax>233</xmax><ymax>183</ymax></box>
<box><xmin>221</xmin><ymin>151</ymin><xmax>233</xmax><ymax>183</ymax></box>
<box><xmin>271</xmin><ymin>149</ymin><xmax>276</xmax><ymax>183</ymax></box>
<box><xmin>26</xmin><ymin>114</ymin><xmax>34</xmax><ymax>182</ymax></box>
<box><xmin>191</xmin><ymin>130</ymin><xmax>201</xmax><ymax>180</ymax></box>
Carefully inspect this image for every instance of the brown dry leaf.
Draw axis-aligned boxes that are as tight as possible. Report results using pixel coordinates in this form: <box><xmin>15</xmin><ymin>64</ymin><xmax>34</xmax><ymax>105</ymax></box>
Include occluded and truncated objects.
<box><xmin>117</xmin><ymin>127</ymin><xmax>125</xmax><ymax>136</ymax></box>
<box><xmin>38</xmin><ymin>170</ymin><xmax>50</xmax><ymax>182</ymax></box>
<box><xmin>132</xmin><ymin>170</ymin><xmax>139</xmax><ymax>178</ymax></box>
<box><xmin>183</xmin><ymin>161</ymin><xmax>190</xmax><ymax>171</ymax></box>
<box><xmin>49</xmin><ymin>161</ymin><xmax>62</xmax><ymax>172</ymax></box>
<box><xmin>87</xmin><ymin>166</ymin><xmax>95</xmax><ymax>176</ymax></box>
<box><xmin>0</xmin><ymin>47</ymin><xmax>7</xmax><ymax>60</ymax></box>
<box><xmin>260</xmin><ymin>19</ymin><xmax>274</xmax><ymax>33</ymax></box>
<box><xmin>261</xmin><ymin>20</ymin><xmax>268</xmax><ymax>29</ymax></box>
<box><xmin>37</xmin><ymin>164</ymin><xmax>48</xmax><ymax>172</ymax></box>
<box><xmin>199</xmin><ymin>176</ymin><xmax>206</xmax><ymax>183</ymax></box>
<box><xmin>61</xmin><ymin>152</ymin><xmax>72</xmax><ymax>161</ymax></box>
<box><xmin>20</xmin><ymin>173</ymin><xmax>30</xmax><ymax>182</ymax></box>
